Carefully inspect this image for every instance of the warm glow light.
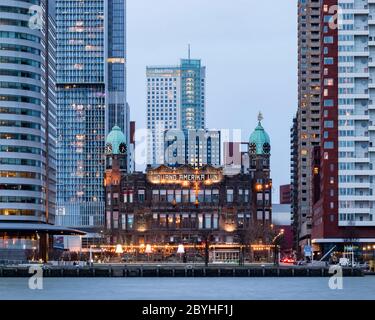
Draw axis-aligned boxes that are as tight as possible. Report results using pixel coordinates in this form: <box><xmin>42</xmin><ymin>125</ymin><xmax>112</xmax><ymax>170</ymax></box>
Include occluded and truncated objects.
<box><xmin>115</xmin><ymin>244</ymin><xmax>123</xmax><ymax>254</ymax></box>
<box><xmin>224</xmin><ymin>224</ymin><xmax>236</xmax><ymax>232</ymax></box>
<box><xmin>177</xmin><ymin>244</ymin><xmax>185</xmax><ymax>254</ymax></box>
<box><xmin>145</xmin><ymin>244</ymin><xmax>152</xmax><ymax>254</ymax></box>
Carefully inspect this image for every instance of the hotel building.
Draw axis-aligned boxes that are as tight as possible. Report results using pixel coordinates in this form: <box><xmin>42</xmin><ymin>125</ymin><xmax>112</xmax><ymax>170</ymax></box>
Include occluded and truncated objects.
<box><xmin>104</xmin><ymin>117</ymin><xmax>274</xmax><ymax>263</ymax></box>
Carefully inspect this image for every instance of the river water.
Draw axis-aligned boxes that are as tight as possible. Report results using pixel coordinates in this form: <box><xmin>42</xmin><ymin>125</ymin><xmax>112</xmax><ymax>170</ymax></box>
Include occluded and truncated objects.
<box><xmin>0</xmin><ymin>277</ymin><xmax>374</xmax><ymax>300</ymax></box>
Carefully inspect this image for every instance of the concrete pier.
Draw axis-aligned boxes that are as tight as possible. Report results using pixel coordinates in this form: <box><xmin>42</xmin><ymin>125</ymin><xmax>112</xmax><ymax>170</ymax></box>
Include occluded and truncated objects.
<box><xmin>0</xmin><ymin>265</ymin><xmax>364</xmax><ymax>277</ymax></box>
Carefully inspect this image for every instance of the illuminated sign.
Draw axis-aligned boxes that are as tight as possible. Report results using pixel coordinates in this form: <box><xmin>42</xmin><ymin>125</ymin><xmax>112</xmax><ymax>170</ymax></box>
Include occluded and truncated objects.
<box><xmin>147</xmin><ymin>165</ymin><xmax>223</xmax><ymax>185</ymax></box>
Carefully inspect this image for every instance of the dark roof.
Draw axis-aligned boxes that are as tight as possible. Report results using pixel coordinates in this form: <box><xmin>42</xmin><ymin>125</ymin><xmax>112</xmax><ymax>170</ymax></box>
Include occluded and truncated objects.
<box><xmin>0</xmin><ymin>223</ymin><xmax>86</xmax><ymax>235</ymax></box>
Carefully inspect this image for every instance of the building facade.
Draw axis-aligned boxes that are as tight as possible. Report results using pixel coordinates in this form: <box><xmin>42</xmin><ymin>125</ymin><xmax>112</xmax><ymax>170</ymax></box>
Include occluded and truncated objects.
<box><xmin>105</xmin><ymin>118</ymin><xmax>274</xmax><ymax>262</ymax></box>
<box><xmin>146</xmin><ymin>59</ymin><xmax>206</xmax><ymax>166</ymax></box>
<box><xmin>0</xmin><ymin>0</ymin><xmax>56</xmax><ymax>225</ymax></box>
<box><xmin>0</xmin><ymin>0</ymin><xmax>86</xmax><ymax>261</ymax></box>
<box><xmin>292</xmin><ymin>0</ymin><xmax>322</xmax><ymax>252</ymax></box>
<box><xmin>55</xmin><ymin>0</ymin><xmax>129</xmax><ymax>230</ymax></box>
<box><xmin>312</xmin><ymin>0</ymin><xmax>375</xmax><ymax>258</ymax></box>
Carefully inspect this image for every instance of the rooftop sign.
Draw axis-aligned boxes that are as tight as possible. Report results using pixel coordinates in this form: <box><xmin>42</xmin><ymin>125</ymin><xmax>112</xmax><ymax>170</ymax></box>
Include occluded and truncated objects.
<box><xmin>147</xmin><ymin>165</ymin><xmax>223</xmax><ymax>185</ymax></box>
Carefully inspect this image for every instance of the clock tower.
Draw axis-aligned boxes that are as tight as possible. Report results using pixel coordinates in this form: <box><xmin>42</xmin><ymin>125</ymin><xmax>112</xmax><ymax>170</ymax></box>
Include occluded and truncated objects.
<box><xmin>104</xmin><ymin>126</ymin><xmax>128</xmax><ymax>241</ymax></box>
<box><xmin>248</xmin><ymin>113</ymin><xmax>272</xmax><ymax>229</ymax></box>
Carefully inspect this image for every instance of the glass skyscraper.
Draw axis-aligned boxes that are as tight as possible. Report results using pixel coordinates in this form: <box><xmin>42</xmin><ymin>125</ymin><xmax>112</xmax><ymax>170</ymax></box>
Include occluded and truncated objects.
<box><xmin>147</xmin><ymin>58</ymin><xmax>206</xmax><ymax>165</ymax></box>
<box><xmin>56</xmin><ymin>0</ymin><xmax>128</xmax><ymax>230</ymax></box>
<box><xmin>0</xmin><ymin>0</ymin><xmax>56</xmax><ymax>226</ymax></box>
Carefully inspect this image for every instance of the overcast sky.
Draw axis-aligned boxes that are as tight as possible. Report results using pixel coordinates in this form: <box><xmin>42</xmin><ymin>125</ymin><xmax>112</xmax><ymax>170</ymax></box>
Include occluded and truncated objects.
<box><xmin>127</xmin><ymin>0</ymin><xmax>297</xmax><ymax>202</ymax></box>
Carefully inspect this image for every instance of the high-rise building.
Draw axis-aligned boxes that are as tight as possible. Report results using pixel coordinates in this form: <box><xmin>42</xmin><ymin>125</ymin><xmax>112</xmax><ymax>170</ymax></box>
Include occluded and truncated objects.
<box><xmin>164</xmin><ymin>129</ymin><xmax>221</xmax><ymax>167</ymax></box>
<box><xmin>146</xmin><ymin>58</ymin><xmax>206</xmax><ymax>165</ymax></box>
<box><xmin>290</xmin><ymin>115</ymin><xmax>299</xmax><ymax>249</ymax></box>
<box><xmin>292</xmin><ymin>0</ymin><xmax>322</xmax><ymax>252</ymax></box>
<box><xmin>55</xmin><ymin>0</ymin><xmax>128</xmax><ymax>230</ymax></box>
<box><xmin>312</xmin><ymin>0</ymin><xmax>375</xmax><ymax>257</ymax></box>
<box><xmin>0</xmin><ymin>0</ymin><xmax>87</xmax><ymax>261</ymax></box>
<box><xmin>0</xmin><ymin>0</ymin><xmax>56</xmax><ymax>225</ymax></box>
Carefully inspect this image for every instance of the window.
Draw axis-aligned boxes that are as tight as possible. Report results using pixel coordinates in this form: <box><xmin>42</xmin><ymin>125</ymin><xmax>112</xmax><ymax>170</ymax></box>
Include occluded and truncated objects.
<box><xmin>324</xmin><ymin>57</ymin><xmax>334</xmax><ymax>65</ymax></box>
<box><xmin>227</xmin><ymin>189</ymin><xmax>234</xmax><ymax>202</ymax></box>
<box><xmin>212</xmin><ymin>189</ymin><xmax>219</xmax><ymax>203</ymax></box>
<box><xmin>198</xmin><ymin>214</ymin><xmax>203</xmax><ymax>229</ymax></box>
<box><xmin>138</xmin><ymin>190</ymin><xmax>145</xmax><ymax>203</ymax></box>
<box><xmin>106</xmin><ymin>211</ymin><xmax>111</xmax><ymax>229</ymax></box>
<box><xmin>190</xmin><ymin>190</ymin><xmax>196</xmax><ymax>203</ymax></box>
<box><xmin>324</xmin><ymin>36</ymin><xmax>334</xmax><ymax>43</ymax></box>
<box><xmin>127</xmin><ymin>214</ymin><xmax>134</xmax><ymax>229</ymax></box>
<box><xmin>324</xmin><ymin>78</ymin><xmax>334</xmax><ymax>86</ymax></box>
<box><xmin>121</xmin><ymin>215</ymin><xmax>126</xmax><ymax>230</ymax></box>
<box><xmin>113</xmin><ymin>212</ymin><xmax>118</xmax><ymax>229</ymax></box>
<box><xmin>167</xmin><ymin>190</ymin><xmax>174</xmax><ymax>202</ymax></box>
<box><xmin>160</xmin><ymin>189</ymin><xmax>167</xmax><ymax>202</ymax></box>
<box><xmin>182</xmin><ymin>190</ymin><xmax>189</xmax><ymax>203</ymax></box>
<box><xmin>205</xmin><ymin>214</ymin><xmax>212</xmax><ymax>229</ymax></box>
<box><xmin>324</xmin><ymin>141</ymin><xmax>334</xmax><ymax>149</ymax></box>
<box><xmin>324</xmin><ymin>120</ymin><xmax>334</xmax><ymax>128</ymax></box>
<box><xmin>152</xmin><ymin>190</ymin><xmax>159</xmax><ymax>202</ymax></box>
<box><xmin>159</xmin><ymin>214</ymin><xmax>167</xmax><ymax>228</ymax></box>
<box><xmin>238</xmin><ymin>214</ymin><xmax>244</xmax><ymax>229</ymax></box>
<box><xmin>213</xmin><ymin>214</ymin><xmax>219</xmax><ymax>229</ymax></box>
<box><xmin>324</xmin><ymin>100</ymin><xmax>334</xmax><ymax>107</ymax></box>
<box><xmin>175</xmin><ymin>190</ymin><xmax>181</xmax><ymax>203</ymax></box>
<box><xmin>205</xmin><ymin>189</ymin><xmax>212</xmax><ymax>203</ymax></box>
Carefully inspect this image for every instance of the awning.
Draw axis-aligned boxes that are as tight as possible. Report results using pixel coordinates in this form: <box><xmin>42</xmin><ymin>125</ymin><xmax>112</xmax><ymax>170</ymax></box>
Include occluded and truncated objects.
<box><xmin>0</xmin><ymin>223</ymin><xmax>86</xmax><ymax>236</ymax></box>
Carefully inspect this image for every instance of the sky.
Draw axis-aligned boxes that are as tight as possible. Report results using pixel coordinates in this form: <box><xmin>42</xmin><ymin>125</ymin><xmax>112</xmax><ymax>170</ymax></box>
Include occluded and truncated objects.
<box><xmin>127</xmin><ymin>0</ymin><xmax>297</xmax><ymax>202</ymax></box>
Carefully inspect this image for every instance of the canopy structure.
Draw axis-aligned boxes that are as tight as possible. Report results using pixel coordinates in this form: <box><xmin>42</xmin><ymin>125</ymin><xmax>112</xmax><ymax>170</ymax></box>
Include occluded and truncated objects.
<box><xmin>0</xmin><ymin>223</ymin><xmax>86</xmax><ymax>236</ymax></box>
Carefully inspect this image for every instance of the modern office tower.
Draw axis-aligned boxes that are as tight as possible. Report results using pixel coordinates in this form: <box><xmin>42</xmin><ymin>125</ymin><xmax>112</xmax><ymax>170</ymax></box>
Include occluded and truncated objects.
<box><xmin>146</xmin><ymin>58</ymin><xmax>206</xmax><ymax>165</ymax></box>
<box><xmin>292</xmin><ymin>0</ymin><xmax>322</xmax><ymax>252</ymax></box>
<box><xmin>180</xmin><ymin>59</ymin><xmax>206</xmax><ymax>131</ymax></box>
<box><xmin>312</xmin><ymin>1</ymin><xmax>375</xmax><ymax>257</ymax></box>
<box><xmin>56</xmin><ymin>0</ymin><xmax>128</xmax><ymax>230</ymax></box>
<box><xmin>0</xmin><ymin>0</ymin><xmax>56</xmax><ymax>222</ymax></box>
<box><xmin>164</xmin><ymin>129</ymin><xmax>221</xmax><ymax>167</ymax></box>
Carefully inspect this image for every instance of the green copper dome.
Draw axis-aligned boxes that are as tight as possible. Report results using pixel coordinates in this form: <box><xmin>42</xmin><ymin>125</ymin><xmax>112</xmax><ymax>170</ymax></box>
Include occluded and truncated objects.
<box><xmin>249</xmin><ymin>113</ymin><xmax>271</xmax><ymax>155</ymax></box>
<box><xmin>105</xmin><ymin>126</ymin><xmax>127</xmax><ymax>155</ymax></box>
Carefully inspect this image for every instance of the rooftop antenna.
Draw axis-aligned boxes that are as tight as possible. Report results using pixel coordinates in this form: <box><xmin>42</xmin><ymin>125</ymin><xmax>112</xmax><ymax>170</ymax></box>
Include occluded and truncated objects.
<box><xmin>115</xmin><ymin>92</ymin><xmax>118</xmax><ymax>127</ymax></box>
<box><xmin>188</xmin><ymin>44</ymin><xmax>191</xmax><ymax>60</ymax></box>
<box><xmin>258</xmin><ymin>111</ymin><xmax>263</xmax><ymax>124</ymax></box>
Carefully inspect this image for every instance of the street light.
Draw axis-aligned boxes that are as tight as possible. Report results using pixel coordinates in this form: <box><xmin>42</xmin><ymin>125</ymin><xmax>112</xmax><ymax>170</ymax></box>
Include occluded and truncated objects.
<box><xmin>145</xmin><ymin>244</ymin><xmax>152</xmax><ymax>262</ymax></box>
<box><xmin>115</xmin><ymin>244</ymin><xmax>123</xmax><ymax>254</ymax></box>
<box><xmin>145</xmin><ymin>244</ymin><xmax>153</xmax><ymax>254</ymax></box>
<box><xmin>177</xmin><ymin>244</ymin><xmax>185</xmax><ymax>263</ymax></box>
<box><xmin>272</xmin><ymin>229</ymin><xmax>285</xmax><ymax>265</ymax></box>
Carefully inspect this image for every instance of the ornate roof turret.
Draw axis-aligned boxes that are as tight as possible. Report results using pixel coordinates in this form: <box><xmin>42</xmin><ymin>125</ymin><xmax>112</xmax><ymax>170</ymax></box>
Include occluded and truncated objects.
<box><xmin>105</xmin><ymin>126</ymin><xmax>127</xmax><ymax>155</ymax></box>
<box><xmin>249</xmin><ymin>112</ymin><xmax>271</xmax><ymax>155</ymax></box>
